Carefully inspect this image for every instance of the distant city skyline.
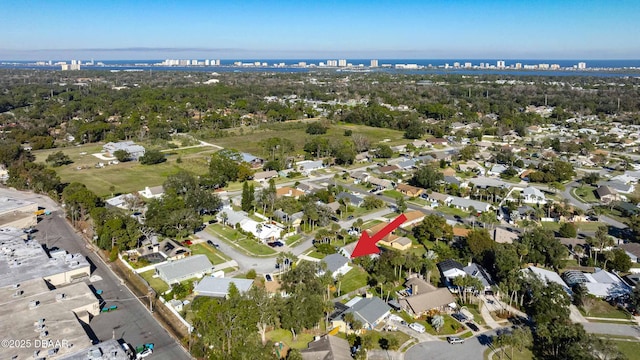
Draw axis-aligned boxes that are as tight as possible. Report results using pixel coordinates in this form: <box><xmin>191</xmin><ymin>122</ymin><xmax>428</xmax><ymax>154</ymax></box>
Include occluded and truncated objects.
<box><xmin>1</xmin><ymin>0</ymin><xmax>639</xmax><ymax>60</ymax></box>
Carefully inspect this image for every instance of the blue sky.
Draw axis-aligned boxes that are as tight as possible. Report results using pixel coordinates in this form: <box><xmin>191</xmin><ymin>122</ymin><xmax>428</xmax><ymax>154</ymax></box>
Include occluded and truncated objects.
<box><xmin>1</xmin><ymin>0</ymin><xmax>639</xmax><ymax>60</ymax></box>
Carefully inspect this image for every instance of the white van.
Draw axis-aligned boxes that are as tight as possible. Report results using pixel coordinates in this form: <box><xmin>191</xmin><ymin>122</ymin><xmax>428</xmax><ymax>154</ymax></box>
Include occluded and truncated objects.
<box><xmin>409</xmin><ymin>322</ymin><xmax>426</xmax><ymax>333</ymax></box>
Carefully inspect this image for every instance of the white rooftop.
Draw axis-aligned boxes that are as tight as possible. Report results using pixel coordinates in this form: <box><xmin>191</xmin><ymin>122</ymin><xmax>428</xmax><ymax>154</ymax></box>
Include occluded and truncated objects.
<box><xmin>194</xmin><ymin>277</ymin><xmax>254</xmax><ymax>297</ymax></box>
<box><xmin>0</xmin><ymin>227</ymin><xmax>90</xmax><ymax>288</ymax></box>
<box><xmin>0</xmin><ymin>196</ymin><xmax>36</xmax><ymax>214</ymax></box>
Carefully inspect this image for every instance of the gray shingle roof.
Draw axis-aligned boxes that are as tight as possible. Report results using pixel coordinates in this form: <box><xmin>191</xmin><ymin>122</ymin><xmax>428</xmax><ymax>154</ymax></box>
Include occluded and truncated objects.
<box><xmin>194</xmin><ymin>277</ymin><xmax>254</xmax><ymax>297</ymax></box>
<box><xmin>322</xmin><ymin>254</ymin><xmax>349</xmax><ymax>273</ymax></box>
<box><xmin>156</xmin><ymin>255</ymin><xmax>213</xmax><ymax>283</ymax></box>
<box><xmin>344</xmin><ymin>297</ymin><xmax>391</xmax><ymax>327</ymax></box>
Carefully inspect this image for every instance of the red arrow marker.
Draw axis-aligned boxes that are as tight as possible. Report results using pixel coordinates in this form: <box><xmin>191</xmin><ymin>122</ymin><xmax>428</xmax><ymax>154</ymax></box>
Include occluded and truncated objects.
<box><xmin>351</xmin><ymin>214</ymin><xmax>407</xmax><ymax>258</ymax></box>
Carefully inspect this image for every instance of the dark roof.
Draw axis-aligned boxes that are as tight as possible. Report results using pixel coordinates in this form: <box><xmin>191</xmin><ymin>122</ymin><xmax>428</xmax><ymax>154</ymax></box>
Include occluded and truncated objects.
<box><xmin>344</xmin><ymin>297</ymin><xmax>391</xmax><ymax>327</ymax></box>
<box><xmin>620</xmin><ymin>243</ymin><xmax>640</xmax><ymax>258</ymax></box>
<box><xmin>322</xmin><ymin>254</ymin><xmax>349</xmax><ymax>273</ymax></box>
<box><xmin>437</xmin><ymin>259</ymin><xmax>464</xmax><ymax>273</ymax></box>
<box><xmin>443</xmin><ymin>176</ymin><xmax>461</xmax><ymax>185</ymax></box>
<box><xmin>301</xmin><ymin>336</ymin><xmax>351</xmax><ymax>360</ymax></box>
<box><xmin>596</xmin><ymin>185</ymin><xmax>616</xmax><ymax>198</ymax></box>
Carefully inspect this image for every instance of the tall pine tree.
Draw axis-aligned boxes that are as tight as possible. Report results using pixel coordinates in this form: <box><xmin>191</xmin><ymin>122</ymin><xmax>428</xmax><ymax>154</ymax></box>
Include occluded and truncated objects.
<box><xmin>241</xmin><ymin>181</ymin><xmax>252</xmax><ymax>211</ymax></box>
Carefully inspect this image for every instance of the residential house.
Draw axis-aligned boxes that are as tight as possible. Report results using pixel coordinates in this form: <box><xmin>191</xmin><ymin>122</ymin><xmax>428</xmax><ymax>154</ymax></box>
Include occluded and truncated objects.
<box><xmin>425</xmin><ymin>192</ymin><xmax>452</xmax><ymax>206</ymax></box>
<box><xmin>400</xmin><ymin>210</ymin><xmax>426</xmax><ymax>228</ymax></box>
<box><xmin>368</xmin><ymin>177</ymin><xmax>394</xmax><ymax>190</ymax></box>
<box><xmin>522</xmin><ymin>187</ymin><xmax>547</xmax><ymax>204</ymax></box>
<box><xmin>155</xmin><ymin>255</ymin><xmax>214</xmax><ymax>284</ymax></box>
<box><xmin>562</xmin><ymin>269</ymin><xmax>630</xmax><ymax>299</ymax></box>
<box><xmin>397</xmin><ymin>159</ymin><xmax>417</xmax><ymax>170</ymax></box>
<box><xmin>449</xmin><ymin>196</ymin><xmax>492</xmax><ymax>213</ymax></box>
<box><xmin>493</xmin><ymin>227</ymin><xmax>519</xmax><ymax>244</ymax></box>
<box><xmin>131</xmin><ymin>238</ymin><xmax>191</xmax><ymax>263</ymax></box>
<box><xmin>437</xmin><ymin>259</ymin><xmax>466</xmax><ymax>286</ymax></box>
<box><xmin>463</xmin><ymin>263</ymin><xmax>493</xmax><ymax>292</ymax></box>
<box><xmin>104</xmin><ymin>194</ymin><xmax>136</xmax><ymax>210</ymax></box>
<box><xmin>595</xmin><ymin>185</ymin><xmax>619</xmax><ymax>204</ymax></box>
<box><xmin>366</xmin><ymin>222</ymin><xmax>411</xmax><ymax>251</ymax></box>
<box><xmin>301</xmin><ymin>335</ymin><xmax>351</xmax><ymax>360</ymax></box>
<box><xmin>273</xmin><ymin>209</ymin><xmax>303</xmax><ymax>228</ymax></box>
<box><xmin>138</xmin><ymin>185</ymin><xmax>164</xmax><ymax>199</ymax></box>
<box><xmin>602</xmin><ymin>180</ymin><xmax>634</xmax><ymax>195</ymax></box>
<box><xmin>296</xmin><ymin>183</ymin><xmax>316</xmax><ymax>193</ymax></box>
<box><xmin>398</xmin><ymin>277</ymin><xmax>456</xmax><ymax>317</ymax></box>
<box><xmin>276</xmin><ymin>186</ymin><xmax>304</xmax><ymax>199</ymax></box>
<box><xmin>336</xmin><ymin>192</ymin><xmax>365</xmax><ymax>207</ymax></box>
<box><xmin>332</xmin><ymin>296</ymin><xmax>391</xmax><ymax>332</ymax></box>
<box><xmin>468</xmin><ymin>176</ymin><xmax>511</xmax><ymax>189</ymax></box>
<box><xmin>522</xmin><ymin>266</ymin><xmax>571</xmax><ymax>294</ymax></box>
<box><xmin>103</xmin><ymin>141</ymin><xmax>146</xmax><ymax>160</ymax></box>
<box><xmin>396</xmin><ymin>183</ymin><xmax>424</xmax><ymax>197</ymax></box>
<box><xmin>193</xmin><ymin>277</ymin><xmax>254</xmax><ymax>298</ymax></box>
<box><xmin>488</xmin><ymin>164</ymin><xmax>508</xmax><ymax>177</ymax></box>
<box><xmin>443</xmin><ymin>176</ymin><xmax>462</xmax><ymax>186</ymax></box>
<box><xmin>297</xmin><ymin>160</ymin><xmax>324</xmax><ymax>174</ymax></box>
<box><xmin>240</xmin><ymin>153</ymin><xmax>264</xmax><ymax>169</ymax></box>
<box><xmin>427</xmin><ymin>138</ymin><xmax>448</xmax><ymax>146</ymax></box>
<box><xmin>452</xmin><ymin>227</ymin><xmax>470</xmax><ymax>241</ymax></box>
<box><xmin>619</xmin><ymin>243</ymin><xmax>640</xmax><ymax>263</ymax></box>
<box><xmin>321</xmin><ymin>254</ymin><xmax>352</xmax><ymax>279</ymax></box>
<box><xmin>351</xmin><ymin>171</ymin><xmax>370</xmax><ymax>184</ymax></box>
<box><xmin>378</xmin><ymin>164</ymin><xmax>400</xmax><ymax>174</ymax></box>
<box><xmin>254</xmin><ymin>170</ymin><xmax>278</xmax><ymax>182</ymax></box>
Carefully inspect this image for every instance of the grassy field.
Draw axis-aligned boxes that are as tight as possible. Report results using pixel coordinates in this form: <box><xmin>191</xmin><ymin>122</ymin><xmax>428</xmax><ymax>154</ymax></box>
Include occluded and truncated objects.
<box><xmin>140</xmin><ymin>270</ymin><xmax>169</xmax><ymax>294</ymax></box>
<box><xmin>383</xmin><ymin>190</ymin><xmax>404</xmax><ymax>199</ymax></box>
<box><xmin>337</xmin><ymin>267</ymin><xmax>368</xmax><ymax>294</ymax></box>
<box><xmin>33</xmin><ymin>143</ymin><xmax>214</xmax><ymax>197</ymax></box>
<box><xmin>486</xmin><ymin>347</ymin><xmax>534</xmax><ymax>360</ymax></box>
<box><xmin>206</xmin><ymin>122</ymin><xmax>406</xmax><ymax>156</ymax></box>
<box><xmin>434</xmin><ymin>205</ymin><xmax>469</xmax><ymax>218</ymax></box>
<box><xmin>266</xmin><ymin>329</ymin><xmax>315</xmax><ymax>350</ymax></box>
<box><xmin>190</xmin><ymin>243</ymin><xmax>231</xmax><ymax>266</ymax></box>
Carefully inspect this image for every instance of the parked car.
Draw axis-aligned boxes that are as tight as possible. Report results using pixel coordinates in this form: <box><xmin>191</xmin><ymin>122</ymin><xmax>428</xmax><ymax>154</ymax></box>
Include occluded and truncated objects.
<box><xmin>347</xmin><ymin>215</ymin><xmax>354</xmax><ymax>220</ymax></box>
<box><xmin>408</xmin><ymin>323</ymin><xmax>425</xmax><ymax>333</ymax></box>
<box><xmin>452</xmin><ymin>313</ymin><xmax>468</xmax><ymax>322</ymax></box>
<box><xmin>265</xmin><ymin>274</ymin><xmax>273</xmax><ymax>281</ymax></box>
<box><xmin>208</xmin><ymin>219</ymin><xmax>218</xmax><ymax>224</ymax></box>
<box><xmin>137</xmin><ymin>348</ymin><xmax>153</xmax><ymax>359</ymax></box>
<box><xmin>182</xmin><ymin>240</ymin><xmax>193</xmax><ymax>246</ymax></box>
<box><xmin>206</xmin><ymin>240</ymin><xmax>220</xmax><ymax>248</ymax></box>
<box><xmin>273</xmin><ymin>241</ymin><xmax>284</xmax><ymax>247</ymax></box>
<box><xmin>466</xmin><ymin>322</ymin><xmax>480</xmax><ymax>332</ymax></box>
<box><xmin>447</xmin><ymin>336</ymin><xmax>464</xmax><ymax>344</ymax></box>
<box><xmin>24</xmin><ymin>228</ymin><xmax>37</xmax><ymax>234</ymax></box>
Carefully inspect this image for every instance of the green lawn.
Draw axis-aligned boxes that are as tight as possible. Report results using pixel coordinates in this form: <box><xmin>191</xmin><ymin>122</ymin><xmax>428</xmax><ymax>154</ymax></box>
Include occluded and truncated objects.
<box><xmin>305</xmin><ymin>250</ymin><xmax>326</xmax><ymax>259</ymax></box>
<box><xmin>542</xmin><ymin>221</ymin><xmax>606</xmax><ymax>233</ymax></box>
<box><xmin>140</xmin><ymin>270</ymin><xmax>169</xmax><ymax>294</ymax></box>
<box><xmin>362</xmin><ymin>220</ymin><xmax>383</xmax><ymax>229</ymax></box>
<box><xmin>573</xmin><ymin>186</ymin><xmax>599</xmax><ymax>203</ymax></box>
<box><xmin>364</xmin><ymin>331</ymin><xmax>412</xmax><ymax>351</ymax></box>
<box><xmin>383</xmin><ymin>190</ymin><xmax>404</xmax><ymax>199</ymax></box>
<box><xmin>434</xmin><ymin>205</ymin><xmax>470</xmax><ymax>218</ymax></box>
<box><xmin>206</xmin><ymin>224</ymin><xmax>276</xmax><ymax>256</ymax></box>
<box><xmin>337</xmin><ymin>267</ymin><xmax>368</xmax><ymax>295</ymax></box>
<box><xmin>486</xmin><ymin>347</ymin><xmax>534</xmax><ymax>360</ymax></box>
<box><xmin>612</xmin><ymin>340</ymin><xmax>640</xmax><ymax>360</ymax></box>
<box><xmin>190</xmin><ymin>243</ymin><xmax>231</xmax><ymax>266</ymax></box>
<box><xmin>463</xmin><ymin>304</ymin><xmax>486</xmax><ymax>325</ymax></box>
<box><xmin>408</xmin><ymin>198</ymin><xmax>430</xmax><ymax>206</ymax></box>
<box><xmin>397</xmin><ymin>312</ymin><xmax>464</xmax><ymax>336</ymax></box>
<box><xmin>266</xmin><ymin>329</ymin><xmax>315</xmax><ymax>350</ymax></box>
<box><xmin>34</xmin><ymin>144</ymin><xmax>212</xmax><ymax>197</ymax></box>
<box><xmin>581</xmin><ymin>299</ymin><xmax>632</xmax><ymax>319</ymax></box>
<box><xmin>284</xmin><ymin>234</ymin><xmax>303</xmax><ymax>246</ymax></box>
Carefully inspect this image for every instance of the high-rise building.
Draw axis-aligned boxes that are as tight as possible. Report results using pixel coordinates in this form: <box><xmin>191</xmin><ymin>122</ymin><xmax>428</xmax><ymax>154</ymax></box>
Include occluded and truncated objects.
<box><xmin>370</xmin><ymin>59</ymin><xmax>378</xmax><ymax>67</ymax></box>
<box><xmin>338</xmin><ymin>59</ymin><xmax>347</xmax><ymax>67</ymax></box>
<box><xmin>577</xmin><ymin>62</ymin><xmax>587</xmax><ymax>69</ymax></box>
<box><xmin>464</xmin><ymin>62</ymin><xmax>472</xmax><ymax>68</ymax></box>
<box><xmin>515</xmin><ymin>63</ymin><xmax>522</xmax><ymax>69</ymax></box>
<box><xmin>327</xmin><ymin>60</ymin><xmax>338</xmax><ymax>67</ymax></box>
<box><xmin>496</xmin><ymin>60</ymin><xmax>506</xmax><ymax>68</ymax></box>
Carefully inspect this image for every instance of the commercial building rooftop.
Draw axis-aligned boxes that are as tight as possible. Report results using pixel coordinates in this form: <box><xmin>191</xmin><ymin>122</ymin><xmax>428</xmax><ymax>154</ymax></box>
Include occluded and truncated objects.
<box><xmin>0</xmin><ymin>227</ymin><xmax>90</xmax><ymax>288</ymax></box>
<box><xmin>0</xmin><ymin>196</ymin><xmax>37</xmax><ymax>214</ymax></box>
<box><xmin>0</xmin><ymin>278</ymin><xmax>99</xmax><ymax>360</ymax></box>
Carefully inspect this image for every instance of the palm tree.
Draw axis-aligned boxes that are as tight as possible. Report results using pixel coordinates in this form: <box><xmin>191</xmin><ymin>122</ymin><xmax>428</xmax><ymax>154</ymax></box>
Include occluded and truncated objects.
<box><xmin>603</xmin><ymin>250</ymin><xmax>615</xmax><ymax>270</ymax></box>
<box><xmin>431</xmin><ymin>314</ymin><xmax>445</xmax><ymax>333</ymax></box>
<box><xmin>220</xmin><ymin>212</ymin><xmax>228</xmax><ymax>226</ymax></box>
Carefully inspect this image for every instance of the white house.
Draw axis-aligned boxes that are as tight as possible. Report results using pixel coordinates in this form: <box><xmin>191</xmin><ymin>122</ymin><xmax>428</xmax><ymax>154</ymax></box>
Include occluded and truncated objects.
<box><xmin>296</xmin><ymin>160</ymin><xmax>324</xmax><ymax>175</ymax></box>
<box><xmin>521</xmin><ymin>187</ymin><xmax>547</xmax><ymax>204</ymax></box>
<box><xmin>320</xmin><ymin>254</ymin><xmax>351</xmax><ymax>279</ymax></box>
<box><xmin>138</xmin><ymin>185</ymin><xmax>164</xmax><ymax>199</ymax></box>
<box><xmin>103</xmin><ymin>141</ymin><xmax>146</xmax><ymax>160</ymax></box>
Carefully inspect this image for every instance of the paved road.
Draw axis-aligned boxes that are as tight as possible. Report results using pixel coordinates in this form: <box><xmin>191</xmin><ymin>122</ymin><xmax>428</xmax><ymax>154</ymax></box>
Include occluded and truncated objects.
<box><xmin>405</xmin><ymin>333</ymin><xmax>498</xmax><ymax>360</ymax></box>
<box><xmin>14</xmin><ymin>191</ymin><xmax>190</xmax><ymax>360</ymax></box>
<box><xmin>582</xmin><ymin>323</ymin><xmax>640</xmax><ymax>337</ymax></box>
